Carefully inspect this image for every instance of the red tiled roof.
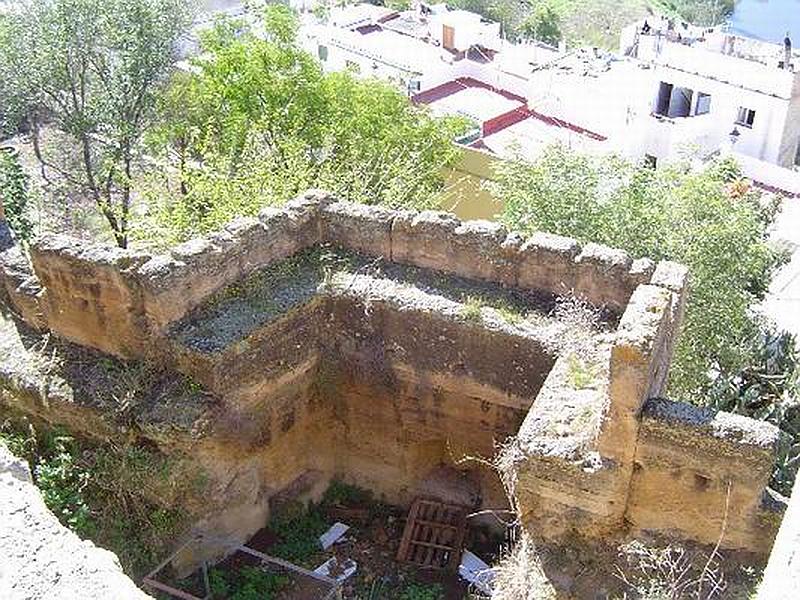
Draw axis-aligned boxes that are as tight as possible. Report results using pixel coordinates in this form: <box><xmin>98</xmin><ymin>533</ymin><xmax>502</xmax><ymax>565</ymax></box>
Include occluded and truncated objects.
<box><xmin>413</xmin><ymin>77</ymin><xmax>606</xmax><ymax>141</ymax></box>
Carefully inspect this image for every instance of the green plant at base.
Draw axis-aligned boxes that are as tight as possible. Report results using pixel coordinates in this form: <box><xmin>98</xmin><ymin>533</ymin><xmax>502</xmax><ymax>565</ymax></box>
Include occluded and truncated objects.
<box><xmin>566</xmin><ymin>354</ymin><xmax>599</xmax><ymax>390</ymax></box>
<box><xmin>270</xmin><ymin>504</ymin><xmax>328</xmax><ymax>563</ymax></box>
<box><xmin>322</xmin><ymin>478</ymin><xmax>373</xmax><ymax>507</ymax></box>
<box><xmin>209</xmin><ymin>565</ymin><xmax>289</xmax><ymax>600</ymax></box>
<box><xmin>0</xmin><ymin>422</ymin><xmax>95</xmax><ymax>536</ymax></box>
<box><xmin>399</xmin><ymin>582</ymin><xmax>444</xmax><ymax>600</ymax></box>
<box><xmin>209</xmin><ymin>568</ymin><xmax>230</xmax><ymax>598</ymax></box>
<box><xmin>0</xmin><ymin>414</ymin><xmax>189</xmax><ymax>578</ymax></box>
<box><xmin>34</xmin><ymin>436</ymin><xmax>95</xmax><ymax>536</ymax></box>
<box><xmin>461</xmin><ymin>296</ymin><xmax>484</xmax><ymax>323</ymax></box>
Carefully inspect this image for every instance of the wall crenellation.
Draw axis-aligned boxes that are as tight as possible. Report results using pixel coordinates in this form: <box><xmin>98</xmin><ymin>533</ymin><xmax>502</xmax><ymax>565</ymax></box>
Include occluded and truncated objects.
<box><xmin>0</xmin><ymin>190</ymin><xmax>786</xmax><ymax>559</ymax></box>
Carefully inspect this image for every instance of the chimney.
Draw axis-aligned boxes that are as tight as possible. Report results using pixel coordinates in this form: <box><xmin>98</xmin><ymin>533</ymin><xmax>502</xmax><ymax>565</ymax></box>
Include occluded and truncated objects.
<box><xmin>784</xmin><ymin>33</ymin><xmax>792</xmax><ymax>70</ymax></box>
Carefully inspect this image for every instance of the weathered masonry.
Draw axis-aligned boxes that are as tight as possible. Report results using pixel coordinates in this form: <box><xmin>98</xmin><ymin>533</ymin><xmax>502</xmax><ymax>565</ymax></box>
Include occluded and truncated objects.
<box><xmin>0</xmin><ymin>191</ymin><xmax>785</xmax><ymax>565</ymax></box>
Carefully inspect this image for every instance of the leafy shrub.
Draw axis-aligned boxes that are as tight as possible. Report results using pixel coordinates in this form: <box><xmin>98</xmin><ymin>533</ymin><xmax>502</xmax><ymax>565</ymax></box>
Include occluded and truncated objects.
<box><xmin>322</xmin><ymin>478</ymin><xmax>374</xmax><ymax>507</ymax></box>
<box><xmin>492</xmin><ymin>147</ymin><xmax>783</xmax><ymax>400</ymax></box>
<box><xmin>137</xmin><ymin>6</ymin><xmax>467</xmax><ymax>247</ymax></box>
<box><xmin>0</xmin><ymin>414</ymin><xmax>188</xmax><ymax>577</ymax></box>
<box><xmin>653</xmin><ymin>0</ymin><xmax>734</xmax><ymax>26</ymax></box>
<box><xmin>270</xmin><ymin>505</ymin><xmax>328</xmax><ymax>563</ymax></box>
<box><xmin>0</xmin><ymin>148</ymin><xmax>33</xmax><ymax>240</ymax></box>
<box><xmin>33</xmin><ymin>434</ymin><xmax>95</xmax><ymax>536</ymax></box>
<box><xmin>461</xmin><ymin>296</ymin><xmax>485</xmax><ymax>324</ymax></box>
<box><xmin>707</xmin><ymin>328</ymin><xmax>800</xmax><ymax>495</ymax></box>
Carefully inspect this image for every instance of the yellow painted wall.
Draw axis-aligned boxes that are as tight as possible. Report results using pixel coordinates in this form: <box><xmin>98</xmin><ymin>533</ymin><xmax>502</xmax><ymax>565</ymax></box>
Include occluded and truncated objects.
<box><xmin>441</xmin><ymin>146</ymin><xmax>505</xmax><ymax>222</ymax></box>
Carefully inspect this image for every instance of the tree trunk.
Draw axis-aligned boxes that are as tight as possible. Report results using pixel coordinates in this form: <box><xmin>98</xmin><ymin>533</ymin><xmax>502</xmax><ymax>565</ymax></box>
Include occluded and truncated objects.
<box><xmin>79</xmin><ymin>133</ymin><xmax>125</xmax><ymax>248</ymax></box>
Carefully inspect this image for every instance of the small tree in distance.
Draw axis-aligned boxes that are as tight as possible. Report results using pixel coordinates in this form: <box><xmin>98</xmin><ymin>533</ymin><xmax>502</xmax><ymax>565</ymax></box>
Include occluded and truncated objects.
<box><xmin>140</xmin><ymin>5</ymin><xmax>467</xmax><ymax>245</ymax></box>
<box><xmin>0</xmin><ymin>0</ymin><xmax>192</xmax><ymax>247</ymax></box>
<box><xmin>520</xmin><ymin>4</ymin><xmax>562</xmax><ymax>46</ymax></box>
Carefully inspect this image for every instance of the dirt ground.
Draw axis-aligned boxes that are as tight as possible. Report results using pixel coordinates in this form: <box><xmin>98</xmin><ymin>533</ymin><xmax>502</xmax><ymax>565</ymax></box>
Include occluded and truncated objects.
<box><xmin>148</xmin><ymin>489</ymin><xmax>766</xmax><ymax>600</ymax></box>
<box><xmin>151</xmin><ymin>491</ymin><xmax>497</xmax><ymax>600</ymax></box>
<box><xmin>241</xmin><ymin>499</ymin><xmax>481</xmax><ymax>600</ymax></box>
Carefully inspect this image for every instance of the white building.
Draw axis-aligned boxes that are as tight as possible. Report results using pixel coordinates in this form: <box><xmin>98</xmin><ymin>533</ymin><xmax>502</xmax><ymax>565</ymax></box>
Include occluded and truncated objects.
<box><xmin>300</xmin><ymin>3</ymin><xmax>556</xmax><ymax>97</ymax></box>
<box><xmin>197</xmin><ymin>4</ymin><xmax>799</xmax><ymax>194</ymax></box>
<box><xmin>621</xmin><ymin>18</ymin><xmax>800</xmax><ymax>170</ymax></box>
<box><xmin>525</xmin><ymin>20</ymin><xmax>800</xmax><ymax>169</ymax></box>
<box><xmin>514</xmin><ymin>17</ymin><xmax>800</xmax><ymax>195</ymax></box>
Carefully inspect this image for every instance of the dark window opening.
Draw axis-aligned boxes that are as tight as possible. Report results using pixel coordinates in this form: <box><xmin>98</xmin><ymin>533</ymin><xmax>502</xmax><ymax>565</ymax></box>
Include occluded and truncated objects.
<box><xmin>654</xmin><ymin>82</ymin><xmax>693</xmax><ymax>118</ymax></box>
<box><xmin>736</xmin><ymin>106</ymin><xmax>756</xmax><ymax>128</ymax></box>
<box><xmin>317</xmin><ymin>44</ymin><xmax>328</xmax><ymax>61</ymax></box>
<box><xmin>668</xmin><ymin>86</ymin><xmax>693</xmax><ymax>118</ymax></box>
<box><xmin>644</xmin><ymin>154</ymin><xmax>658</xmax><ymax>169</ymax></box>
<box><xmin>655</xmin><ymin>82</ymin><xmax>672</xmax><ymax>116</ymax></box>
<box><xmin>695</xmin><ymin>92</ymin><xmax>711</xmax><ymax>115</ymax></box>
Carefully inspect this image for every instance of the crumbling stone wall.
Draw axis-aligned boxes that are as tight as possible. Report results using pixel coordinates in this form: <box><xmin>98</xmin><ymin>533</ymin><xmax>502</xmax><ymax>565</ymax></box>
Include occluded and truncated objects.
<box><xmin>0</xmin><ymin>191</ymin><xmax>785</xmax><ymax>563</ymax></box>
<box><xmin>629</xmin><ymin>399</ymin><xmax>783</xmax><ymax>554</ymax></box>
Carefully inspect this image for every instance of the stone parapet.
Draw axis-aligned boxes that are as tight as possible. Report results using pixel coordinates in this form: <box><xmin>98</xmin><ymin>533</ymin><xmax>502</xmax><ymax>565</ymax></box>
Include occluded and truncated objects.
<box><xmin>507</xmin><ymin>249</ymin><xmax>783</xmax><ymax>553</ymax></box>
<box><xmin>138</xmin><ymin>194</ymin><xmax>324</xmax><ymax>335</ymax></box>
<box><xmin>29</xmin><ymin>234</ymin><xmax>151</xmax><ymax>357</ymax></box>
<box><xmin>0</xmin><ymin>190</ymin><xmax>785</xmax><ymax>559</ymax></box>
<box><xmin>628</xmin><ymin>398</ymin><xmax>782</xmax><ymax>553</ymax></box>
<box><xmin>12</xmin><ymin>194</ymin><xmax>663</xmax><ymax>358</ymax></box>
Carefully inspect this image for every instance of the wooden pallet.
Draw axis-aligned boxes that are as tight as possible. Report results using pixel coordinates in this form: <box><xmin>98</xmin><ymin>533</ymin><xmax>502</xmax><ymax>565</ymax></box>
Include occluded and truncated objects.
<box><xmin>396</xmin><ymin>498</ymin><xmax>468</xmax><ymax>571</ymax></box>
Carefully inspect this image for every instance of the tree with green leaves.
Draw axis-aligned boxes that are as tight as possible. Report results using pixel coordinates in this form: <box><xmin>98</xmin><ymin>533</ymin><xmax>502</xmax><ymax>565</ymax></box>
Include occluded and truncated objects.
<box><xmin>520</xmin><ymin>3</ymin><xmax>562</xmax><ymax>46</ymax></box>
<box><xmin>489</xmin><ymin>145</ymin><xmax>783</xmax><ymax>400</ymax></box>
<box><xmin>654</xmin><ymin>0</ymin><xmax>735</xmax><ymax>27</ymax></box>
<box><xmin>0</xmin><ymin>0</ymin><xmax>192</xmax><ymax>247</ymax></box>
<box><xmin>139</xmin><ymin>5</ymin><xmax>466</xmax><ymax>245</ymax></box>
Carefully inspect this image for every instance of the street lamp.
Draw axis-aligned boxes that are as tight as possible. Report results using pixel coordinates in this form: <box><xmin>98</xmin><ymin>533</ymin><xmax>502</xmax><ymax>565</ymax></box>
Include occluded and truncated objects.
<box><xmin>729</xmin><ymin>126</ymin><xmax>741</xmax><ymax>147</ymax></box>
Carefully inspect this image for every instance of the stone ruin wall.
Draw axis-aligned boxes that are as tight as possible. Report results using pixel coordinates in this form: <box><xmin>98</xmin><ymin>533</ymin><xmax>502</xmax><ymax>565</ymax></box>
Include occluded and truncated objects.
<box><xmin>0</xmin><ymin>191</ymin><xmax>786</xmax><ymax>564</ymax></box>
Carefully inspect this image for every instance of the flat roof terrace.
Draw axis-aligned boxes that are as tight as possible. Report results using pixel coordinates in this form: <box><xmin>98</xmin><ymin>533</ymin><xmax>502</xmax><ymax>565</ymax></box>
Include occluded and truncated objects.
<box><xmin>414</xmin><ymin>76</ymin><xmax>606</xmax><ymax>156</ymax></box>
<box><xmin>426</xmin><ymin>85</ymin><xmax>523</xmax><ymax>123</ymax></box>
<box><xmin>326</xmin><ymin>25</ymin><xmax>445</xmax><ymax>75</ymax></box>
